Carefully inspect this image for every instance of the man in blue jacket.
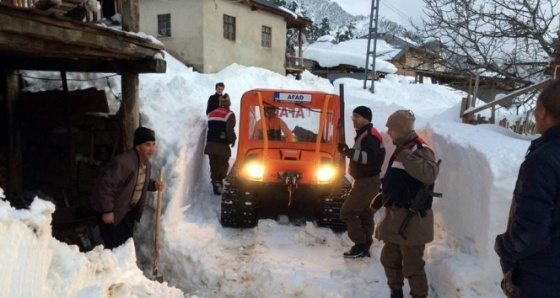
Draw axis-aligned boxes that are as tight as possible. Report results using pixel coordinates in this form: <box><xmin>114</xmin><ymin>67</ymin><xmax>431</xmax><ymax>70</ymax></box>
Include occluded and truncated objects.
<box><xmin>495</xmin><ymin>80</ymin><xmax>560</xmax><ymax>297</ymax></box>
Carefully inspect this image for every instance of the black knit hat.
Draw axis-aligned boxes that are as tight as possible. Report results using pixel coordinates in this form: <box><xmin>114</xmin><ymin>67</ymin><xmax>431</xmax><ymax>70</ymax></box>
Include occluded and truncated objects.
<box><xmin>133</xmin><ymin>127</ymin><xmax>156</xmax><ymax>147</ymax></box>
<box><xmin>353</xmin><ymin>106</ymin><xmax>372</xmax><ymax>122</ymax></box>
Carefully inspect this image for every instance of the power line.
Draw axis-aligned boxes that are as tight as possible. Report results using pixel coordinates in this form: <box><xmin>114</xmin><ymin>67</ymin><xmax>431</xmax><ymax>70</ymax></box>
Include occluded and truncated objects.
<box><xmin>381</xmin><ymin>0</ymin><xmax>410</xmax><ymax>20</ymax></box>
<box><xmin>379</xmin><ymin>0</ymin><xmax>410</xmax><ymax>23</ymax></box>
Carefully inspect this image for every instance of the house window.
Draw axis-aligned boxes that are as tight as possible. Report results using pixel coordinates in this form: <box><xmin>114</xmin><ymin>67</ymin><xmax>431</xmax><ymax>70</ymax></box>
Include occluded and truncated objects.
<box><xmin>158</xmin><ymin>14</ymin><xmax>171</xmax><ymax>37</ymax></box>
<box><xmin>223</xmin><ymin>14</ymin><xmax>236</xmax><ymax>41</ymax></box>
<box><xmin>262</xmin><ymin>26</ymin><xmax>271</xmax><ymax>48</ymax></box>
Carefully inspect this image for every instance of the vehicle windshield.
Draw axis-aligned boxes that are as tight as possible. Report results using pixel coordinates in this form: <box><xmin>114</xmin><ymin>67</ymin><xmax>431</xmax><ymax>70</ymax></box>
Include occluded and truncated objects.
<box><xmin>247</xmin><ymin>104</ymin><xmax>334</xmax><ymax>143</ymax></box>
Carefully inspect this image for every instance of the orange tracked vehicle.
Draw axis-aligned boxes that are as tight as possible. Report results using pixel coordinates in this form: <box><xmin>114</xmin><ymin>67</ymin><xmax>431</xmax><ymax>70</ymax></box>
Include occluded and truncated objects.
<box><xmin>220</xmin><ymin>88</ymin><xmax>350</xmax><ymax>230</ymax></box>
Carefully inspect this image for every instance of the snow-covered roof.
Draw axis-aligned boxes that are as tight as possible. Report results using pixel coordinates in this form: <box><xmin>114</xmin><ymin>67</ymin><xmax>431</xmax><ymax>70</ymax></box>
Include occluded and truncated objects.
<box><xmin>250</xmin><ymin>0</ymin><xmax>312</xmax><ymax>27</ymax></box>
<box><xmin>303</xmin><ymin>38</ymin><xmax>398</xmax><ymax>73</ymax></box>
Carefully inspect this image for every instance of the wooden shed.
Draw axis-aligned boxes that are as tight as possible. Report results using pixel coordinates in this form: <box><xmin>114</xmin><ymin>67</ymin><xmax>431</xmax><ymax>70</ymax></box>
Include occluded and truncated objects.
<box><xmin>0</xmin><ymin>2</ymin><xmax>166</xmax><ymax>250</ymax></box>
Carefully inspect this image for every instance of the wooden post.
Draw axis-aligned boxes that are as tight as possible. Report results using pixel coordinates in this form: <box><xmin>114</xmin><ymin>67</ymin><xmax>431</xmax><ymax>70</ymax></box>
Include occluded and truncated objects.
<box><xmin>61</xmin><ymin>71</ymin><xmax>77</xmax><ymax>204</ymax></box>
<box><xmin>121</xmin><ymin>73</ymin><xmax>139</xmax><ymax>149</ymax></box>
<box><xmin>499</xmin><ymin>118</ymin><xmax>507</xmax><ymax>128</ymax></box>
<box><xmin>466</xmin><ymin>75</ymin><xmax>473</xmax><ymax>108</ymax></box>
<box><xmin>471</xmin><ymin>75</ymin><xmax>480</xmax><ymax>108</ymax></box>
<box><xmin>121</xmin><ymin>0</ymin><xmax>139</xmax><ymax>33</ymax></box>
<box><xmin>296</xmin><ymin>27</ymin><xmax>303</xmax><ymax>79</ymax></box>
<box><xmin>460</xmin><ymin>97</ymin><xmax>468</xmax><ymax>122</ymax></box>
<box><xmin>120</xmin><ymin>0</ymin><xmax>140</xmax><ymax>148</ymax></box>
<box><xmin>490</xmin><ymin>86</ymin><xmax>496</xmax><ymax>124</ymax></box>
<box><xmin>5</xmin><ymin>70</ymin><xmax>22</xmax><ymax>193</ymax></box>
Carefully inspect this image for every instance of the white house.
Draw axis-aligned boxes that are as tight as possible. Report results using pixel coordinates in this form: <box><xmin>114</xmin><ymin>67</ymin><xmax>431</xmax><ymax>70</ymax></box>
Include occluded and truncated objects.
<box><xmin>139</xmin><ymin>0</ymin><xmax>311</xmax><ymax>76</ymax></box>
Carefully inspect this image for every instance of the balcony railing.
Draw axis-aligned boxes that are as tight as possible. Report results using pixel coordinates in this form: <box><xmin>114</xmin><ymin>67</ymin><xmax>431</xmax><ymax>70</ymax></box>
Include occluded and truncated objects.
<box><xmin>285</xmin><ymin>55</ymin><xmax>305</xmax><ymax>72</ymax></box>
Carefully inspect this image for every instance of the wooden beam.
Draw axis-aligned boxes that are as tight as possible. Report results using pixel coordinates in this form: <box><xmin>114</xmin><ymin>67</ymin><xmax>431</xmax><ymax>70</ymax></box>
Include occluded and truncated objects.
<box><xmin>121</xmin><ymin>73</ymin><xmax>139</xmax><ymax>149</ymax></box>
<box><xmin>121</xmin><ymin>0</ymin><xmax>139</xmax><ymax>33</ymax></box>
<box><xmin>0</xmin><ymin>4</ymin><xmax>163</xmax><ymax>51</ymax></box>
<box><xmin>0</xmin><ymin>56</ymin><xmax>166</xmax><ymax>73</ymax></box>
<box><xmin>463</xmin><ymin>78</ymin><xmax>552</xmax><ymax>117</ymax></box>
<box><xmin>0</xmin><ymin>14</ymin><xmax>160</xmax><ymax>59</ymax></box>
<box><xmin>0</xmin><ymin>32</ymin><xmax>139</xmax><ymax>60</ymax></box>
<box><xmin>5</xmin><ymin>70</ymin><xmax>21</xmax><ymax>193</ymax></box>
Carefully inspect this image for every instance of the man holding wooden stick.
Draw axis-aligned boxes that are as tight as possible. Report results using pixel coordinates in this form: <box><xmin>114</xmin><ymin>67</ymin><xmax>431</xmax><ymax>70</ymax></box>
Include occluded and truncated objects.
<box><xmin>90</xmin><ymin>126</ymin><xmax>165</xmax><ymax>249</ymax></box>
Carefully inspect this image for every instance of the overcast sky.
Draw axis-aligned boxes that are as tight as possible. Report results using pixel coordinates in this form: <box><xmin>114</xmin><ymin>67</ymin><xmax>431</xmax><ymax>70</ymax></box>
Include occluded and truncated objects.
<box><xmin>331</xmin><ymin>0</ymin><xmax>426</xmax><ymax>28</ymax></box>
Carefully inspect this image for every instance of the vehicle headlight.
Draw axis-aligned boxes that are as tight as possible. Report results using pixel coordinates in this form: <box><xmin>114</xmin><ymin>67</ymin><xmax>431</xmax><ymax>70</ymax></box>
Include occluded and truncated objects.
<box><xmin>317</xmin><ymin>165</ymin><xmax>336</xmax><ymax>183</ymax></box>
<box><xmin>245</xmin><ymin>162</ymin><xmax>264</xmax><ymax>180</ymax></box>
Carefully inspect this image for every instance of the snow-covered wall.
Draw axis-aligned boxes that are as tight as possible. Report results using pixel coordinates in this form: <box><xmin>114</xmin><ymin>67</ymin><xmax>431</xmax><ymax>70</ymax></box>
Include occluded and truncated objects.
<box><xmin>430</xmin><ymin>123</ymin><xmax>527</xmax><ymax>259</ymax></box>
<box><xmin>0</xmin><ymin>191</ymin><xmax>183</xmax><ymax>298</ymax></box>
<box><xmin>423</xmin><ymin>123</ymin><xmax>530</xmax><ymax>297</ymax></box>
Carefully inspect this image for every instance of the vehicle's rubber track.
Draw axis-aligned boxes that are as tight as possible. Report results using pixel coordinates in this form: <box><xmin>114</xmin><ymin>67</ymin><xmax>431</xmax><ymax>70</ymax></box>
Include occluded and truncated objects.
<box><xmin>317</xmin><ymin>177</ymin><xmax>351</xmax><ymax>232</ymax></box>
<box><xmin>220</xmin><ymin>172</ymin><xmax>258</xmax><ymax>228</ymax></box>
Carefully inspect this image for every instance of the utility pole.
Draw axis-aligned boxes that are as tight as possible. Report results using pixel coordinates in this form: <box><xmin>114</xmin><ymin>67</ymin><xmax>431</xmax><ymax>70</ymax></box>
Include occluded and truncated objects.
<box><xmin>363</xmin><ymin>0</ymin><xmax>380</xmax><ymax>93</ymax></box>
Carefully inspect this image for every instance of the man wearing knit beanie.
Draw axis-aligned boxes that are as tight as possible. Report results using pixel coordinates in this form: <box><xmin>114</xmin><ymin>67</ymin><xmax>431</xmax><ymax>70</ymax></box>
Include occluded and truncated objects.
<box><xmin>374</xmin><ymin>109</ymin><xmax>439</xmax><ymax>298</ymax></box>
<box><xmin>337</xmin><ymin>105</ymin><xmax>385</xmax><ymax>259</ymax></box>
<box><xmin>386</xmin><ymin>109</ymin><xmax>415</xmax><ymax>135</ymax></box>
<box><xmin>352</xmin><ymin>106</ymin><xmax>373</xmax><ymax>122</ymax></box>
<box><xmin>90</xmin><ymin>126</ymin><xmax>164</xmax><ymax>249</ymax></box>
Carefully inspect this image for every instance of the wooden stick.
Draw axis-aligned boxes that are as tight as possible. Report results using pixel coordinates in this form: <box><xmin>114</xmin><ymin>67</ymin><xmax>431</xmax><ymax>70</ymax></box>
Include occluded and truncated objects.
<box><xmin>152</xmin><ymin>169</ymin><xmax>163</xmax><ymax>278</ymax></box>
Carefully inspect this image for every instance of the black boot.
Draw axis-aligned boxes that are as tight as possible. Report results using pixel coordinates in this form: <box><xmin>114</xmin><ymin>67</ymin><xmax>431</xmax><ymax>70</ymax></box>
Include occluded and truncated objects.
<box><xmin>390</xmin><ymin>288</ymin><xmax>403</xmax><ymax>298</ymax></box>
<box><xmin>343</xmin><ymin>243</ymin><xmax>368</xmax><ymax>259</ymax></box>
<box><xmin>212</xmin><ymin>181</ymin><xmax>222</xmax><ymax>195</ymax></box>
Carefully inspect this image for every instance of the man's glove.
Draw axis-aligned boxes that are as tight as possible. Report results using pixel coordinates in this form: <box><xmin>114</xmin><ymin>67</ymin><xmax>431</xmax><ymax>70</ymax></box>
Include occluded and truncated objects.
<box><xmin>337</xmin><ymin>143</ymin><xmax>349</xmax><ymax>154</ymax></box>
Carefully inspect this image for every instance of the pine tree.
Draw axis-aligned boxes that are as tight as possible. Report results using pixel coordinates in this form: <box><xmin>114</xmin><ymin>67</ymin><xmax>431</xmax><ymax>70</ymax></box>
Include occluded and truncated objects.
<box><xmin>318</xmin><ymin>18</ymin><xmax>331</xmax><ymax>37</ymax></box>
<box><xmin>269</xmin><ymin>0</ymin><xmax>287</xmax><ymax>7</ymax></box>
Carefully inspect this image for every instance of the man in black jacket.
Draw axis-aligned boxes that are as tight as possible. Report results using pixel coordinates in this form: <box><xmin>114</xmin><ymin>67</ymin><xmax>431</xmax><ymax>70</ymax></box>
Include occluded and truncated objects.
<box><xmin>495</xmin><ymin>80</ymin><xmax>560</xmax><ymax>298</ymax></box>
<box><xmin>90</xmin><ymin>127</ymin><xmax>164</xmax><ymax>249</ymax></box>
<box><xmin>206</xmin><ymin>82</ymin><xmax>225</xmax><ymax>115</ymax></box>
<box><xmin>337</xmin><ymin>106</ymin><xmax>385</xmax><ymax>258</ymax></box>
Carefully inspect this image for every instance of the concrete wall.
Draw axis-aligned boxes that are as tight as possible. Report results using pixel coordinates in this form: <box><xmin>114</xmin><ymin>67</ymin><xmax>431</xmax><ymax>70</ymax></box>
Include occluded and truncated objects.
<box><xmin>201</xmin><ymin>0</ymin><xmax>286</xmax><ymax>74</ymax></box>
<box><xmin>139</xmin><ymin>0</ymin><xmax>287</xmax><ymax>74</ymax></box>
<box><xmin>139</xmin><ymin>0</ymin><xmax>204</xmax><ymax>71</ymax></box>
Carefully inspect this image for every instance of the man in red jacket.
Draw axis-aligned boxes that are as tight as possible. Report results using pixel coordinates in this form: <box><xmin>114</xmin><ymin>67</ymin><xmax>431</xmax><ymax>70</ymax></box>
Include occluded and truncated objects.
<box><xmin>205</xmin><ymin>94</ymin><xmax>237</xmax><ymax>195</ymax></box>
<box><xmin>90</xmin><ymin>127</ymin><xmax>164</xmax><ymax>249</ymax></box>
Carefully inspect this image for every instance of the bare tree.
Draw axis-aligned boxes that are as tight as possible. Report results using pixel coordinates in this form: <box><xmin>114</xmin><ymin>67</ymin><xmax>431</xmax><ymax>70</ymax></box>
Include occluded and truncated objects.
<box><xmin>416</xmin><ymin>0</ymin><xmax>558</xmax><ymax>88</ymax></box>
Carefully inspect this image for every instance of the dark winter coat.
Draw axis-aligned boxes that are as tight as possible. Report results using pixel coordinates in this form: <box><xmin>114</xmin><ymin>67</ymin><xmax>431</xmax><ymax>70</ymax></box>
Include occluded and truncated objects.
<box><xmin>205</xmin><ymin>107</ymin><xmax>237</xmax><ymax>157</ymax></box>
<box><xmin>206</xmin><ymin>93</ymin><xmax>221</xmax><ymax>115</ymax></box>
<box><xmin>375</xmin><ymin>131</ymin><xmax>439</xmax><ymax>245</ymax></box>
<box><xmin>90</xmin><ymin>149</ymin><xmax>156</xmax><ymax>225</ymax></box>
<box><xmin>495</xmin><ymin>124</ymin><xmax>560</xmax><ymax>297</ymax></box>
<box><xmin>343</xmin><ymin>123</ymin><xmax>385</xmax><ymax>179</ymax></box>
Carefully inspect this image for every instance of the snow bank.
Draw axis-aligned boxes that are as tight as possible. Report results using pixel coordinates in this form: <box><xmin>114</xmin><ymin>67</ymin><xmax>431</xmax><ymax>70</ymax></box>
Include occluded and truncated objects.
<box><xmin>0</xmin><ymin>190</ymin><xmax>183</xmax><ymax>298</ymax></box>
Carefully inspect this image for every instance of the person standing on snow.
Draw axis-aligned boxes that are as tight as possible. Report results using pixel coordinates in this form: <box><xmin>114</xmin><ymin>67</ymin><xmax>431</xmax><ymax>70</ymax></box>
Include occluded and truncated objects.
<box><xmin>205</xmin><ymin>94</ymin><xmax>237</xmax><ymax>195</ymax></box>
<box><xmin>90</xmin><ymin>127</ymin><xmax>165</xmax><ymax>249</ymax></box>
<box><xmin>206</xmin><ymin>82</ymin><xmax>225</xmax><ymax>115</ymax></box>
<box><xmin>337</xmin><ymin>106</ymin><xmax>385</xmax><ymax>259</ymax></box>
<box><xmin>495</xmin><ymin>80</ymin><xmax>560</xmax><ymax>298</ymax></box>
<box><xmin>374</xmin><ymin>110</ymin><xmax>439</xmax><ymax>298</ymax></box>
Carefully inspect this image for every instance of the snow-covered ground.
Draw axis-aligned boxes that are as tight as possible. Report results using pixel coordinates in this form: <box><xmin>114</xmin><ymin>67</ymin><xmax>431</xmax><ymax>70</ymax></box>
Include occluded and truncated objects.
<box><xmin>0</xmin><ymin>52</ymin><xmax>535</xmax><ymax>297</ymax></box>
